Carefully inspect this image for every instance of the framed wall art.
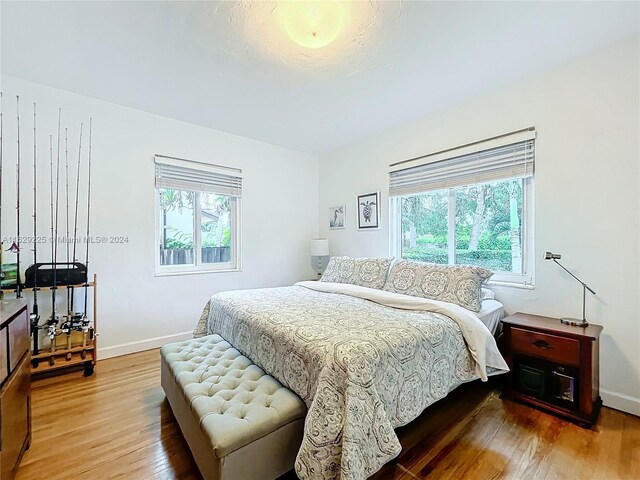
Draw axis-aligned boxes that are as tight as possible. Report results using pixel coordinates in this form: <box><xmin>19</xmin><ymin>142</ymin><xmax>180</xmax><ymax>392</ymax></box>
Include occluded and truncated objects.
<box><xmin>329</xmin><ymin>205</ymin><xmax>346</xmax><ymax>229</ymax></box>
<box><xmin>357</xmin><ymin>192</ymin><xmax>380</xmax><ymax>230</ymax></box>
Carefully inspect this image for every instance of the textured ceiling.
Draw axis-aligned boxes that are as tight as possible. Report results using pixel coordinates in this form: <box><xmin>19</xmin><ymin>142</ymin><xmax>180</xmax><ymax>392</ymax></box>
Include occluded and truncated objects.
<box><xmin>1</xmin><ymin>1</ymin><xmax>638</xmax><ymax>154</ymax></box>
<box><xmin>209</xmin><ymin>1</ymin><xmax>403</xmax><ymax>71</ymax></box>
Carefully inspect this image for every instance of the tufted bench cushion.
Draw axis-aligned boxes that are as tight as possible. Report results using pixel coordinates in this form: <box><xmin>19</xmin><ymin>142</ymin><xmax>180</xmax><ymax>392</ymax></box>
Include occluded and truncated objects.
<box><xmin>161</xmin><ymin>334</ymin><xmax>306</xmax><ymax>480</ymax></box>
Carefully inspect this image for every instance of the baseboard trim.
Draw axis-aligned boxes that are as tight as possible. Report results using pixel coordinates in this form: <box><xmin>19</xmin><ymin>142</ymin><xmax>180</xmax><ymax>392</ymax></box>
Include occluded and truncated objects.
<box><xmin>100</xmin><ymin>331</ymin><xmax>193</xmax><ymax>360</ymax></box>
<box><xmin>601</xmin><ymin>388</ymin><xmax>640</xmax><ymax>417</ymax></box>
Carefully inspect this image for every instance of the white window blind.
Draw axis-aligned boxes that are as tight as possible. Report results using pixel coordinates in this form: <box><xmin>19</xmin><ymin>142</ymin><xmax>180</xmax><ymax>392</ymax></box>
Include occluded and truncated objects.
<box><xmin>154</xmin><ymin>155</ymin><xmax>242</xmax><ymax>197</ymax></box>
<box><xmin>389</xmin><ymin>130</ymin><xmax>535</xmax><ymax>197</ymax></box>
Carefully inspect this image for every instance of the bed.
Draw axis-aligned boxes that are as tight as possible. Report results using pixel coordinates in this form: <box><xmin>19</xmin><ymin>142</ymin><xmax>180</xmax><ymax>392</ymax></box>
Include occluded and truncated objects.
<box><xmin>194</xmin><ymin>277</ymin><xmax>508</xmax><ymax>480</ymax></box>
<box><xmin>477</xmin><ymin>298</ymin><xmax>504</xmax><ymax>336</ymax></box>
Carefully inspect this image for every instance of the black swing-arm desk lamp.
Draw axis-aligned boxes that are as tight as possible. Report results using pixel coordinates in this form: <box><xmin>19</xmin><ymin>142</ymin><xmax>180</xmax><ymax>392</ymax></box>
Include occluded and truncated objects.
<box><xmin>544</xmin><ymin>252</ymin><xmax>596</xmax><ymax>327</ymax></box>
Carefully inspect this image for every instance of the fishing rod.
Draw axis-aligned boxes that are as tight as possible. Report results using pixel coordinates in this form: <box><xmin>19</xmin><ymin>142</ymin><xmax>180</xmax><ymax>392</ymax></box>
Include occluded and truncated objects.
<box><xmin>14</xmin><ymin>96</ymin><xmax>22</xmax><ymax>298</ymax></box>
<box><xmin>54</xmin><ymin>108</ymin><xmax>61</xmax><ymax>293</ymax></box>
<box><xmin>81</xmin><ymin>118</ymin><xmax>93</xmax><ymax>353</ymax></box>
<box><xmin>30</xmin><ymin>102</ymin><xmax>41</xmax><ymax>364</ymax></box>
<box><xmin>50</xmin><ymin>109</ymin><xmax>62</xmax><ymax>362</ymax></box>
<box><xmin>45</xmin><ymin>108</ymin><xmax>62</xmax><ymax>364</ymax></box>
<box><xmin>46</xmin><ymin>134</ymin><xmax>57</xmax><ymax>358</ymax></box>
<box><xmin>70</xmin><ymin>123</ymin><xmax>83</xmax><ymax>313</ymax></box>
<box><xmin>62</xmin><ymin>128</ymin><xmax>72</xmax><ymax>359</ymax></box>
<box><xmin>65</xmin><ymin>128</ymin><xmax>70</xmax><ymax>307</ymax></box>
<box><xmin>49</xmin><ymin>134</ymin><xmax>54</xmax><ymax>297</ymax></box>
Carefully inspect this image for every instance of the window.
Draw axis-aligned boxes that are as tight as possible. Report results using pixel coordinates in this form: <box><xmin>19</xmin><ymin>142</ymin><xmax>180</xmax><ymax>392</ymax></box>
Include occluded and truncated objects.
<box><xmin>155</xmin><ymin>155</ymin><xmax>242</xmax><ymax>274</ymax></box>
<box><xmin>389</xmin><ymin>130</ymin><xmax>535</xmax><ymax>286</ymax></box>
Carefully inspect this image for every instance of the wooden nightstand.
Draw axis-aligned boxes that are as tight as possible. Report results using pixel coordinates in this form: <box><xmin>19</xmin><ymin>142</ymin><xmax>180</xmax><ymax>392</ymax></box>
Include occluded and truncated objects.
<box><xmin>501</xmin><ymin>312</ymin><xmax>602</xmax><ymax>428</ymax></box>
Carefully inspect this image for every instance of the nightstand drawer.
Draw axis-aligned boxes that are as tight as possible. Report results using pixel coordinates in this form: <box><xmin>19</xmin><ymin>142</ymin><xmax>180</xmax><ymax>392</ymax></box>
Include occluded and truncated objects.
<box><xmin>511</xmin><ymin>328</ymin><xmax>580</xmax><ymax>366</ymax></box>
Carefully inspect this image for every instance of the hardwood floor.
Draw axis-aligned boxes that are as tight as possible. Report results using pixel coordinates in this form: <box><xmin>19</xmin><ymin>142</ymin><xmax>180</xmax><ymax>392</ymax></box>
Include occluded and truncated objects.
<box><xmin>15</xmin><ymin>349</ymin><xmax>639</xmax><ymax>480</ymax></box>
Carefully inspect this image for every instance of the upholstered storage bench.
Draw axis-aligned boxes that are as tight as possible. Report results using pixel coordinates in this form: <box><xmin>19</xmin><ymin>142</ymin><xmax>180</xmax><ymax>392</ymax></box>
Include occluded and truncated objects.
<box><xmin>160</xmin><ymin>335</ymin><xmax>306</xmax><ymax>480</ymax></box>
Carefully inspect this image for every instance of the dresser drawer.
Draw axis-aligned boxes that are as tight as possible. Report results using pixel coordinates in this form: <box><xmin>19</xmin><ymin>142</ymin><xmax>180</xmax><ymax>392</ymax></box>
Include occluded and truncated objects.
<box><xmin>511</xmin><ymin>327</ymin><xmax>580</xmax><ymax>366</ymax></box>
<box><xmin>9</xmin><ymin>308</ymin><xmax>30</xmax><ymax>372</ymax></box>
<box><xmin>0</xmin><ymin>354</ymin><xmax>30</xmax><ymax>480</ymax></box>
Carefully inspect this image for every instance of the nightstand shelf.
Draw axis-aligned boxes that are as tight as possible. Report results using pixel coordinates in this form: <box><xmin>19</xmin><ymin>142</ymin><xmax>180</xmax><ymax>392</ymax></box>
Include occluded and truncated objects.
<box><xmin>501</xmin><ymin>312</ymin><xmax>602</xmax><ymax>428</ymax></box>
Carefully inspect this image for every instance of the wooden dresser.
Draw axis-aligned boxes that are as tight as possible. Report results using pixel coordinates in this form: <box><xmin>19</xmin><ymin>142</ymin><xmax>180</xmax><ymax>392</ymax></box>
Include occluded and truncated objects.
<box><xmin>501</xmin><ymin>312</ymin><xmax>602</xmax><ymax>428</ymax></box>
<box><xmin>0</xmin><ymin>299</ymin><xmax>31</xmax><ymax>480</ymax></box>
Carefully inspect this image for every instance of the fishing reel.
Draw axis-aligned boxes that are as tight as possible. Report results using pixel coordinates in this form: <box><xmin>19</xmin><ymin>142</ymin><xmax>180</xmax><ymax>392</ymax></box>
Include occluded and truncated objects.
<box><xmin>82</xmin><ymin>315</ymin><xmax>91</xmax><ymax>332</ymax></box>
<box><xmin>46</xmin><ymin>324</ymin><xmax>57</xmax><ymax>339</ymax></box>
<box><xmin>46</xmin><ymin>315</ymin><xmax>59</xmax><ymax>339</ymax></box>
<box><xmin>60</xmin><ymin>319</ymin><xmax>72</xmax><ymax>336</ymax></box>
<box><xmin>29</xmin><ymin>311</ymin><xmax>41</xmax><ymax>330</ymax></box>
<box><xmin>30</xmin><ymin>310</ymin><xmax>42</xmax><ymax>368</ymax></box>
<box><xmin>67</xmin><ymin>312</ymin><xmax>84</xmax><ymax>331</ymax></box>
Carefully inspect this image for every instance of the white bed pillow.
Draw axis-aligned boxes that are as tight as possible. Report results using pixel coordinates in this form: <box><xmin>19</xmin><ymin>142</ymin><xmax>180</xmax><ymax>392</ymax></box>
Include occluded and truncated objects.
<box><xmin>481</xmin><ymin>287</ymin><xmax>495</xmax><ymax>300</ymax></box>
<box><xmin>382</xmin><ymin>259</ymin><xmax>493</xmax><ymax>312</ymax></box>
<box><xmin>320</xmin><ymin>256</ymin><xmax>392</xmax><ymax>290</ymax></box>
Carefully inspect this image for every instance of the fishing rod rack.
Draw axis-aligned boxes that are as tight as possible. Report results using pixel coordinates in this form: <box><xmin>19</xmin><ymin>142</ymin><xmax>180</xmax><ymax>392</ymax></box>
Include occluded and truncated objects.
<box><xmin>1</xmin><ymin>96</ymin><xmax>96</xmax><ymax>378</ymax></box>
<box><xmin>1</xmin><ymin>273</ymin><xmax>98</xmax><ymax>377</ymax></box>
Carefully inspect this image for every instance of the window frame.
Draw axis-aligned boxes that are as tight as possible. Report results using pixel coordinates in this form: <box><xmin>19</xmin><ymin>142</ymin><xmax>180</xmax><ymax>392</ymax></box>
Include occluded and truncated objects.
<box><xmin>155</xmin><ymin>190</ymin><xmax>242</xmax><ymax>276</ymax></box>
<box><xmin>390</xmin><ymin>177</ymin><xmax>534</xmax><ymax>287</ymax></box>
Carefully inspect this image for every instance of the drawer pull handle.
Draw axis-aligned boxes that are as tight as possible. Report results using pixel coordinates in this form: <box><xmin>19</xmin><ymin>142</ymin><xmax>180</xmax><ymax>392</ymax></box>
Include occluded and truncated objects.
<box><xmin>533</xmin><ymin>339</ymin><xmax>552</xmax><ymax>350</ymax></box>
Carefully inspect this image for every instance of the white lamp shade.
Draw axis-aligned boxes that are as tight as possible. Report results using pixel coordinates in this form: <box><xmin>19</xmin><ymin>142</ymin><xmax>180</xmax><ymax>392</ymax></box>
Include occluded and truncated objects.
<box><xmin>310</xmin><ymin>238</ymin><xmax>329</xmax><ymax>256</ymax></box>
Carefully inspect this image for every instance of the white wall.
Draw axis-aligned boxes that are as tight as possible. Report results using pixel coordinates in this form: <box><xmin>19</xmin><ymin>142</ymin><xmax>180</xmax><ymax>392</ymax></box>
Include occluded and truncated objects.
<box><xmin>318</xmin><ymin>36</ymin><xmax>640</xmax><ymax>415</ymax></box>
<box><xmin>0</xmin><ymin>74</ymin><xmax>319</xmax><ymax>357</ymax></box>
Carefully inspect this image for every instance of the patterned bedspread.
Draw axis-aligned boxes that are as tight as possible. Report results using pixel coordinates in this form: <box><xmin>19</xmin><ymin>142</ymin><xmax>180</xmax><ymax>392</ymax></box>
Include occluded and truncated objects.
<box><xmin>195</xmin><ymin>284</ymin><xmax>504</xmax><ymax>480</ymax></box>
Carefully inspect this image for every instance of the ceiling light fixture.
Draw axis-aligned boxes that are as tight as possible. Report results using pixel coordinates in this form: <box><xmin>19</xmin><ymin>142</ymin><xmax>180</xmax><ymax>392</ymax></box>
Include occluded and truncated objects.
<box><xmin>282</xmin><ymin>1</ymin><xmax>345</xmax><ymax>49</ymax></box>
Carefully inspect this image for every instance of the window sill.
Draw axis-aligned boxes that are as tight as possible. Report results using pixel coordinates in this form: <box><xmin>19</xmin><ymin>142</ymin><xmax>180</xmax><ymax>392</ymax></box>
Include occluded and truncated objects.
<box><xmin>155</xmin><ymin>267</ymin><xmax>242</xmax><ymax>277</ymax></box>
<box><xmin>488</xmin><ymin>280</ymin><xmax>535</xmax><ymax>290</ymax></box>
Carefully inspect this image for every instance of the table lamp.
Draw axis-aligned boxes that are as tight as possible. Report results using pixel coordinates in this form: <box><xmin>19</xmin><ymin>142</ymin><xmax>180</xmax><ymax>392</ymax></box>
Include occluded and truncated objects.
<box><xmin>310</xmin><ymin>239</ymin><xmax>329</xmax><ymax>279</ymax></box>
<box><xmin>544</xmin><ymin>252</ymin><xmax>596</xmax><ymax>327</ymax></box>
